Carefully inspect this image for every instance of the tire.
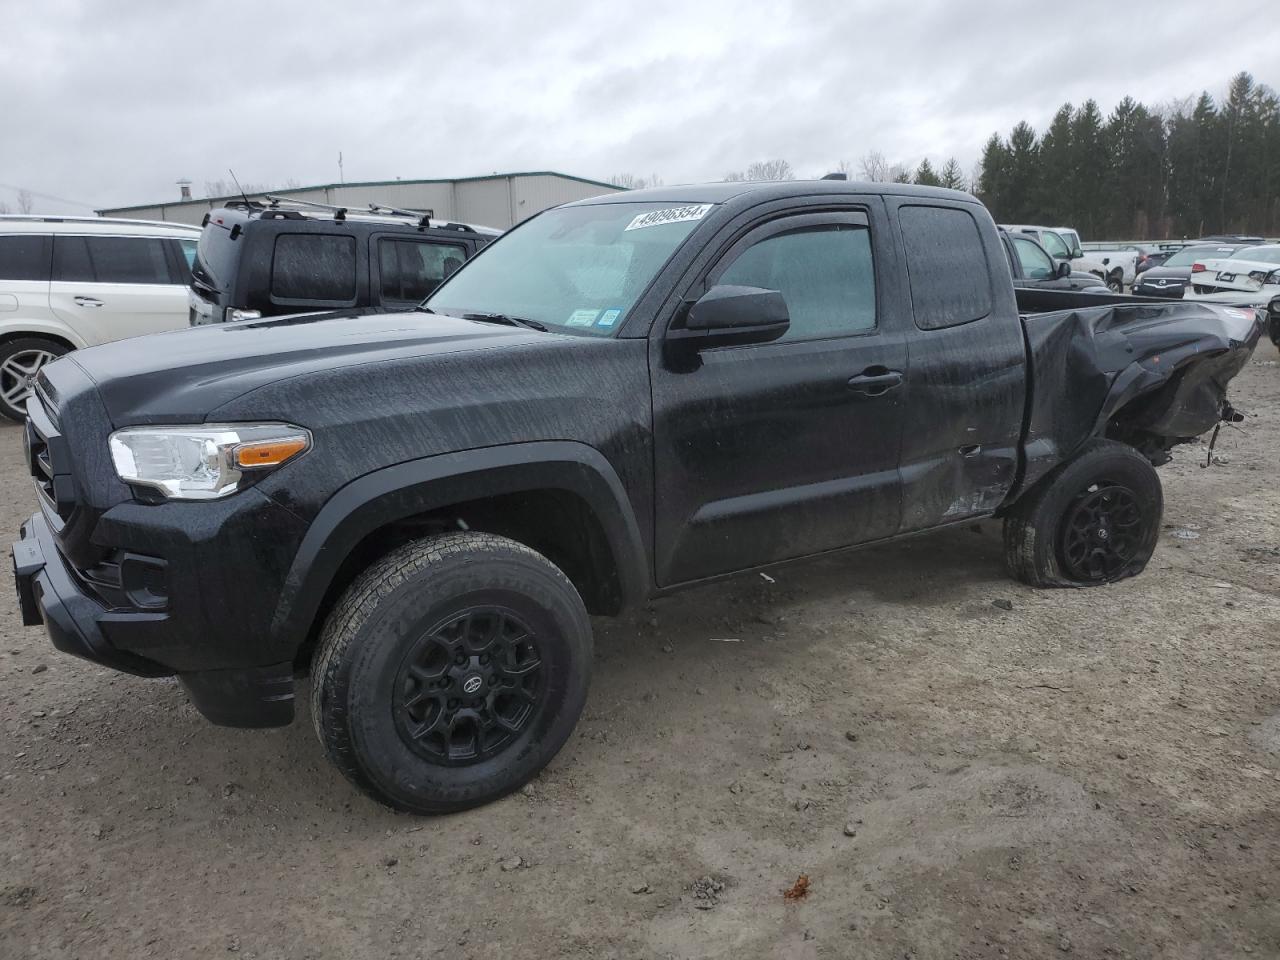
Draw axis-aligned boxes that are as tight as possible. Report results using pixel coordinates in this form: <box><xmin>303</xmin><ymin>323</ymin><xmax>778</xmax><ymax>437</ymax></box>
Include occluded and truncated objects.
<box><xmin>311</xmin><ymin>531</ymin><xmax>592</xmax><ymax>814</ymax></box>
<box><xmin>1003</xmin><ymin>438</ymin><xmax>1163</xmax><ymax>588</ymax></box>
<box><xmin>0</xmin><ymin>337</ymin><xmax>68</xmax><ymax>422</ymax></box>
<box><xmin>1107</xmin><ymin>273</ymin><xmax>1124</xmax><ymax>294</ymax></box>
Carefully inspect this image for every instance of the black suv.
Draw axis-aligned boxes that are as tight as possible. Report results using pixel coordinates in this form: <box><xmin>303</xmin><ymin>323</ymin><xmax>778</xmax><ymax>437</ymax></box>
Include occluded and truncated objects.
<box><xmin>188</xmin><ymin>199</ymin><xmax>499</xmax><ymax>325</ymax></box>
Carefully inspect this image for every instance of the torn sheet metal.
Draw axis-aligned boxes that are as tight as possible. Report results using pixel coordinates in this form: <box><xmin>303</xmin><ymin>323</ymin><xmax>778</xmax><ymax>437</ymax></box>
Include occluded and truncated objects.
<box><xmin>1014</xmin><ymin>291</ymin><xmax>1262</xmax><ymax>492</ymax></box>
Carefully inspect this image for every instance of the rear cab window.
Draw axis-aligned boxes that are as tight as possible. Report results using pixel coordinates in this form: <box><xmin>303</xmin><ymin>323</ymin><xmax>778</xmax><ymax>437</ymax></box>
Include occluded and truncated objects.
<box><xmin>898</xmin><ymin>205</ymin><xmax>993</xmax><ymax>329</ymax></box>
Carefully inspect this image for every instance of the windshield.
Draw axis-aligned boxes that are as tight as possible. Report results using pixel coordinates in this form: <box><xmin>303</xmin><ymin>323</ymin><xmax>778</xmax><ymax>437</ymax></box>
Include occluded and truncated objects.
<box><xmin>1164</xmin><ymin>245</ymin><xmax>1239</xmax><ymax>268</ymax></box>
<box><xmin>425</xmin><ymin>202</ymin><xmax>713</xmax><ymax>334</ymax></box>
<box><xmin>1229</xmin><ymin>246</ymin><xmax>1280</xmax><ymax>265</ymax></box>
<box><xmin>1039</xmin><ymin>231</ymin><xmax>1070</xmax><ymax>258</ymax></box>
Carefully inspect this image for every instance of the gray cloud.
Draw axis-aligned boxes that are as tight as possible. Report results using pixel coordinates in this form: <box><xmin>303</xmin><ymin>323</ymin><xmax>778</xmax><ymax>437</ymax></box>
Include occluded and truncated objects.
<box><xmin>2</xmin><ymin>0</ymin><xmax>1275</xmax><ymax>213</ymax></box>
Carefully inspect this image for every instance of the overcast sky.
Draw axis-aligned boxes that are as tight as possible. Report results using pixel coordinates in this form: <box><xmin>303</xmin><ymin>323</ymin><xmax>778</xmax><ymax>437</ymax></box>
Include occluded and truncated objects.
<box><xmin>3</xmin><ymin>0</ymin><xmax>1276</xmax><ymax>214</ymax></box>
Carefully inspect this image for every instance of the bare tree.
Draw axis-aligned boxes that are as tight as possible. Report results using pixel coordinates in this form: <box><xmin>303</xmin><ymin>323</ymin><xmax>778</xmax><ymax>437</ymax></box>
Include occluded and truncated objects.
<box><xmin>889</xmin><ymin>164</ymin><xmax>911</xmax><ymax>183</ymax></box>
<box><xmin>744</xmin><ymin>159</ymin><xmax>794</xmax><ymax>181</ymax></box>
<box><xmin>608</xmin><ymin>173</ymin><xmax>663</xmax><ymax>190</ymax></box>
<box><xmin>0</xmin><ymin>200</ymin><xmax>11</xmax><ymax>215</ymax></box>
<box><xmin>722</xmin><ymin>171</ymin><xmax>747</xmax><ymax>182</ymax></box>
<box><xmin>859</xmin><ymin>151</ymin><xmax>890</xmax><ymax>182</ymax></box>
<box><xmin>203</xmin><ymin>178</ymin><xmax>298</xmax><ymax>199</ymax></box>
<box><xmin>16</xmin><ymin>189</ymin><xmax>33</xmax><ymax>214</ymax></box>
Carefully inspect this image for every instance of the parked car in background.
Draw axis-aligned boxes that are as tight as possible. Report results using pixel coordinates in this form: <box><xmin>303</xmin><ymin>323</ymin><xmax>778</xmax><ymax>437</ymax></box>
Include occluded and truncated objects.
<box><xmin>1002</xmin><ymin>230</ymin><xmax>1108</xmax><ymax>292</ymax></box>
<box><xmin>13</xmin><ymin>180</ymin><xmax>1260</xmax><ymax>814</ymax></box>
<box><xmin>1003</xmin><ymin>224</ymin><xmax>1124</xmax><ymax>291</ymax></box>
<box><xmin>1078</xmin><ymin>241</ymin><xmax>1143</xmax><ymax>288</ymax></box>
<box><xmin>1135</xmin><ymin>242</ymin><xmax>1189</xmax><ymax>274</ymax></box>
<box><xmin>1131</xmin><ymin>242</ymin><xmax>1253</xmax><ymax>299</ymax></box>
<box><xmin>0</xmin><ymin>215</ymin><xmax>200</xmax><ymax>421</ymax></box>
<box><xmin>1186</xmin><ymin>245</ymin><xmax>1280</xmax><ymax>338</ymax></box>
<box><xmin>189</xmin><ymin>198</ymin><xmax>501</xmax><ymax>326</ymax></box>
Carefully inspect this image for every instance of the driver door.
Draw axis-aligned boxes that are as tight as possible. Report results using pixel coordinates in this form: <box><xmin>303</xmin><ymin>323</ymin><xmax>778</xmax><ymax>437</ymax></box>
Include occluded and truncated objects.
<box><xmin>648</xmin><ymin>206</ymin><xmax>909</xmax><ymax>586</ymax></box>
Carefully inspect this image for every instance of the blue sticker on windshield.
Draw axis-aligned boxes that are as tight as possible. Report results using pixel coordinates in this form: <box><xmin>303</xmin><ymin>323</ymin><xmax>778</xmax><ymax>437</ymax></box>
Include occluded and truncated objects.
<box><xmin>597</xmin><ymin>308</ymin><xmax>622</xmax><ymax>328</ymax></box>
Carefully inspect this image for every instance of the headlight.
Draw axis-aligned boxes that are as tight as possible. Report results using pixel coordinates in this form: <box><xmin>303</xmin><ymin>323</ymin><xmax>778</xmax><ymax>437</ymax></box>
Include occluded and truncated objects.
<box><xmin>108</xmin><ymin>423</ymin><xmax>310</xmax><ymax>500</ymax></box>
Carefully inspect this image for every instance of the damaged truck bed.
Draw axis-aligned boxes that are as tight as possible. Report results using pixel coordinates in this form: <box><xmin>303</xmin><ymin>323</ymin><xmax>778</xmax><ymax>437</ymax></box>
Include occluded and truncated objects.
<box><xmin>12</xmin><ymin>180</ymin><xmax>1264</xmax><ymax>813</ymax></box>
<box><xmin>1015</xmin><ymin>289</ymin><xmax>1261</xmax><ymax>483</ymax></box>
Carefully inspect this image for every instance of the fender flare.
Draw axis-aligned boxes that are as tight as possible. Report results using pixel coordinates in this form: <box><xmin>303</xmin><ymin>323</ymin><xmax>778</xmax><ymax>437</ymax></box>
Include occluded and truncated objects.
<box><xmin>269</xmin><ymin>440</ymin><xmax>649</xmax><ymax>648</ymax></box>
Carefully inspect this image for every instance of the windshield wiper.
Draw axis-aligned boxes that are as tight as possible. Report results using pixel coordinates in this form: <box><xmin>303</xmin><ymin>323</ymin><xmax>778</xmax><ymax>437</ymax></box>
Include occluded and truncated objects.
<box><xmin>461</xmin><ymin>312</ymin><xmax>548</xmax><ymax>332</ymax></box>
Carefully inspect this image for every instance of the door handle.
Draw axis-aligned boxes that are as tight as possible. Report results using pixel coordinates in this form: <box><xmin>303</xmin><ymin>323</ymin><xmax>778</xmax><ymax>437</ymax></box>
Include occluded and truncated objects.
<box><xmin>847</xmin><ymin>367</ymin><xmax>903</xmax><ymax>398</ymax></box>
<box><xmin>74</xmin><ymin>296</ymin><xmax>104</xmax><ymax>308</ymax></box>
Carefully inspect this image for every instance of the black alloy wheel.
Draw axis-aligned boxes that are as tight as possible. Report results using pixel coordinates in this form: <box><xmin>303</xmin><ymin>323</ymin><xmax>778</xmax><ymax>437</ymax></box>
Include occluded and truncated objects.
<box><xmin>1058</xmin><ymin>482</ymin><xmax>1145</xmax><ymax>582</ymax></box>
<box><xmin>393</xmin><ymin>607</ymin><xmax>546</xmax><ymax>766</ymax></box>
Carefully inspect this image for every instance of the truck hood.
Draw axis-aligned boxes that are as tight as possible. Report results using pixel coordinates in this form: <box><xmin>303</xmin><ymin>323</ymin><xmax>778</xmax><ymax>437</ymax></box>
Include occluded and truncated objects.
<box><xmin>65</xmin><ymin>310</ymin><xmax>545</xmax><ymax>425</ymax></box>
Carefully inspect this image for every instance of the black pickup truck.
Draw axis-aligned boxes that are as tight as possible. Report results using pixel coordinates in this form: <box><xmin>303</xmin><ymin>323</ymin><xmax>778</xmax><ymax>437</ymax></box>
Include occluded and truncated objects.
<box><xmin>12</xmin><ymin>182</ymin><xmax>1261</xmax><ymax>814</ymax></box>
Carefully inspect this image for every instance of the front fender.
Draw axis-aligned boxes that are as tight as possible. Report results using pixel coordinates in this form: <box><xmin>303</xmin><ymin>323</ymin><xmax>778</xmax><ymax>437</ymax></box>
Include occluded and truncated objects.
<box><xmin>269</xmin><ymin>440</ymin><xmax>649</xmax><ymax>649</ymax></box>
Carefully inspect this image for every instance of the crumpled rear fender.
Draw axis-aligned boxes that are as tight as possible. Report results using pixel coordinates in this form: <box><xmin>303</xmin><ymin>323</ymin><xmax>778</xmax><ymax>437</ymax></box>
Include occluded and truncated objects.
<box><xmin>1014</xmin><ymin>300</ymin><xmax>1262</xmax><ymax>495</ymax></box>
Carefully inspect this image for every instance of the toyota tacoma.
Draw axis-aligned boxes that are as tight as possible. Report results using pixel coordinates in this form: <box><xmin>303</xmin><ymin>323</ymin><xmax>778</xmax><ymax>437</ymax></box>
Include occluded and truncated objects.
<box><xmin>11</xmin><ymin>181</ymin><xmax>1262</xmax><ymax>814</ymax></box>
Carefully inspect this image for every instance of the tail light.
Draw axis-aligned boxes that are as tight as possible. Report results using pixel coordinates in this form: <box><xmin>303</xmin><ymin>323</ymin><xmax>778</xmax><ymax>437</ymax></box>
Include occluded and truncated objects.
<box><xmin>1192</xmin><ymin>262</ymin><xmax>1206</xmax><ymax>273</ymax></box>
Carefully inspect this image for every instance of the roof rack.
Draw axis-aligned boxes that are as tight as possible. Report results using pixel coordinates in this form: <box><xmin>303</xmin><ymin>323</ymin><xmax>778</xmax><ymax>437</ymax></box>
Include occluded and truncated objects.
<box><xmin>368</xmin><ymin>202</ymin><xmax>435</xmax><ymax>229</ymax></box>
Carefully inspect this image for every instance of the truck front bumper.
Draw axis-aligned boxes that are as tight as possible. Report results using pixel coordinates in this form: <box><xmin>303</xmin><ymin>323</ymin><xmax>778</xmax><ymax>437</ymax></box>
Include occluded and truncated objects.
<box><xmin>12</xmin><ymin>510</ymin><xmax>295</xmax><ymax>728</ymax></box>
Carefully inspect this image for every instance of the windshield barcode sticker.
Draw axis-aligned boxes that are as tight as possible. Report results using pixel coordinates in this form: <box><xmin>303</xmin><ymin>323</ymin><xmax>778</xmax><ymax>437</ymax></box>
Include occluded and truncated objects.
<box><xmin>624</xmin><ymin>204</ymin><xmax>713</xmax><ymax>231</ymax></box>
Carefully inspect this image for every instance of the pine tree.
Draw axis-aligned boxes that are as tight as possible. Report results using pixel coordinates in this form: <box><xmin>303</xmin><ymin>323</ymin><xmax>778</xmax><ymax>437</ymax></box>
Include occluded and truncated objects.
<box><xmin>1069</xmin><ymin>100</ymin><xmax>1108</xmax><ymax>237</ymax></box>
<box><xmin>976</xmin><ymin>134</ymin><xmax>1010</xmax><ymax>216</ymax></box>
<box><xmin>1037</xmin><ymin>104</ymin><xmax>1074</xmax><ymax>223</ymax></box>
<box><xmin>913</xmin><ymin>158</ymin><xmax>942</xmax><ymax>186</ymax></box>
<box><xmin>1004</xmin><ymin>121</ymin><xmax>1040</xmax><ymax>222</ymax></box>
<box><xmin>939</xmin><ymin>157</ymin><xmax>966</xmax><ymax>191</ymax></box>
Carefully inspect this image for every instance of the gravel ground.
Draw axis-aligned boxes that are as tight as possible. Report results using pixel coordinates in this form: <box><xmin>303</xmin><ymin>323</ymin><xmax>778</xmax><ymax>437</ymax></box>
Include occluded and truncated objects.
<box><xmin>2</xmin><ymin>342</ymin><xmax>1278</xmax><ymax>960</ymax></box>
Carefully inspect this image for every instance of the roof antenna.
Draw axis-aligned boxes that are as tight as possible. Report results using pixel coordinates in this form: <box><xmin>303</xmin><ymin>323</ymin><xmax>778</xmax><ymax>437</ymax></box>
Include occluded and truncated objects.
<box><xmin>227</xmin><ymin>168</ymin><xmax>251</xmax><ymax>206</ymax></box>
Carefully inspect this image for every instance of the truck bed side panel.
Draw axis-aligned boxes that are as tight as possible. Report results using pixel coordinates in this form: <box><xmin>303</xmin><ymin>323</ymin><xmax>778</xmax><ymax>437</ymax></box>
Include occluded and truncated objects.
<box><xmin>1017</xmin><ymin>297</ymin><xmax>1261</xmax><ymax>494</ymax></box>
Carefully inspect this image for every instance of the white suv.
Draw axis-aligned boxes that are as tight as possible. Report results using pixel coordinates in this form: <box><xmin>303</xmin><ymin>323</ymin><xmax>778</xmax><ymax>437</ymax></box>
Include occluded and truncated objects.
<box><xmin>0</xmin><ymin>215</ymin><xmax>201</xmax><ymax>420</ymax></box>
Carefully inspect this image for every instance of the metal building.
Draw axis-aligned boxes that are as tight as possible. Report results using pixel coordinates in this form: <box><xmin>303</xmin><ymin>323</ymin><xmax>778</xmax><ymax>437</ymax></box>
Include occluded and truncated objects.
<box><xmin>96</xmin><ymin>171</ymin><xmax>624</xmax><ymax>229</ymax></box>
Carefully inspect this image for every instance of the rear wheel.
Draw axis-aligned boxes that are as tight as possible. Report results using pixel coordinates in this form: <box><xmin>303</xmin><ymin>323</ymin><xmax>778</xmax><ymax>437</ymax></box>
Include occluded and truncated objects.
<box><xmin>0</xmin><ymin>338</ymin><xmax>67</xmax><ymax>422</ymax></box>
<box><xmin>1107</xmin><ymin>272</ymin><xmax>1124</xmax><ymax>293</ymax></box>
<box><xmin>311</xmin><ymin>532</ymin><xmax>592</xmax><ymax>814</ymax></box>
<box><xmin>1003</xmin><ymin>439</ymin><xmax>1163</xmax><ymax>587</ymax></box>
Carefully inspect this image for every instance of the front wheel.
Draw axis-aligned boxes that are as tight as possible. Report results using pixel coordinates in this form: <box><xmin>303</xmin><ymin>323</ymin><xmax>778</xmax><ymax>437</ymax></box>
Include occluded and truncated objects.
<box><xmin>0</xmin><ymin>338</ymin><xmax>68</xmax><ymax>422</ymax></box>
<box><xmin>1003</xmin><ymin>439</ymin><xmax>1163</xmax><ymax>588</ymax></box>
<box><xmin>311</xmin><ymin>532</ymin><xmax>592</xmax><ymax>814</ymax></box>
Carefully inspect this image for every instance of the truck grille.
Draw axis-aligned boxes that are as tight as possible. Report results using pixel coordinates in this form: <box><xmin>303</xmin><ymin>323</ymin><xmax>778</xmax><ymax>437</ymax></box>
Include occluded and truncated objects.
<box><xmin>24</xmin><ymin>391</ymin><xmax>77</xmax><ymax>525</ymax></box>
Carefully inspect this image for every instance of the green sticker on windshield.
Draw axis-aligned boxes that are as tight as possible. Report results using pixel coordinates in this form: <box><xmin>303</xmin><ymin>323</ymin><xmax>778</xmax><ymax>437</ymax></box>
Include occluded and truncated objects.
<box><xmin>566</xmin><ymin>309</ymin><xmax>599</xmax><ymax>327</ymax></box>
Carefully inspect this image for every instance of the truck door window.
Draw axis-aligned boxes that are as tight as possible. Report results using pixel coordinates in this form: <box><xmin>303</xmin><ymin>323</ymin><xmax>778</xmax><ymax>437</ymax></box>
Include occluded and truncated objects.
<box><xmin>714</xmin><ymin>223</ymin><xmax>876</xmax><ymax>341</ymax></box>
<box><xmin>898</xmin><ymin>205</ymin><xmax>993</xmax><ymax>329</ymax></box>
<box><xmin>1012</xmin><ymin>237</ymin><xmax>1054</xmax><ymax>280</ymax></box>
<box><xmin>379</xmin><ymin>239</ymin><xmax>468</xmax><ymax>303</ymax></box>
<box><xmin>270</xmin><ymin>234</ymin><xmax>357</xmax><ymax>302</ymax></box>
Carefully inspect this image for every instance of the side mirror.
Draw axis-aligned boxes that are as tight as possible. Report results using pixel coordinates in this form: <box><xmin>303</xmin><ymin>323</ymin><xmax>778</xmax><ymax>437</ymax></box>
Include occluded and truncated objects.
<box><xmin>664</xmin><ymin>284</ymin><xmax>789</xmax><ymax>368</ymax></box>
<box><xmin>1055</xmin><ymin>260</ymin><xmax>1072</xmax><ymax>279</ymax></box>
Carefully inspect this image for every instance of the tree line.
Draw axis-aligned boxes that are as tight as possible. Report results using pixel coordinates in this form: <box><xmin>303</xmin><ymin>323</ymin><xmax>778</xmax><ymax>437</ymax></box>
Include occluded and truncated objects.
<box><xmin>611</xmin><ymin>72</ymin><xmax>1280</xmax><ymax>242</ymax></box>
<box><xmin>976</xmin><ymin>71</ymin><xmax>1279</xmax><ymax>240</ymax></box>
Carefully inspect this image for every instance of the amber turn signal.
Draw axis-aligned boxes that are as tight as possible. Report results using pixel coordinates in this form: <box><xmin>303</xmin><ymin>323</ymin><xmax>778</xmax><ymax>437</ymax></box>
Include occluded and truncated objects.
<box><xmin>233</xmin><ymin>436</ymin><xmax>309</xmax><ymax>469</ymax></box>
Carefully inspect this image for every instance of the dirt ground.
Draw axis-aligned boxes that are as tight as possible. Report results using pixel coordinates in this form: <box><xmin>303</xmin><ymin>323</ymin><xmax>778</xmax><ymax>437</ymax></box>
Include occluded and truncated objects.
<box><xmin>2</xmin><ymin>343</ymin><xmax>1278</xmax><ymax>960</ymax></box>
